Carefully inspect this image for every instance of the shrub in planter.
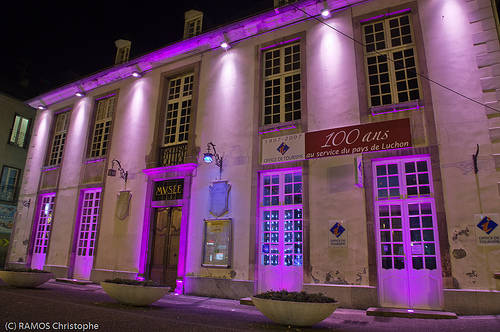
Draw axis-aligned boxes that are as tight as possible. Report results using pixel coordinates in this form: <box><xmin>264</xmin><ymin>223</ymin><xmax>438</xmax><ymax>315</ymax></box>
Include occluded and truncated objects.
<box><xmin>0</xmin><ymin>268</ymin><xmax>53</xmax><ymax>288</ymax></box>
<box><xmin>100</xmin><ymin>278</ymin><xmax>170</xmax><ymax>306</ymax></box>
<box><xmin>252</xmin><ymin>290</ymin><xmax>339</xmax><ymax>327</ymax></box>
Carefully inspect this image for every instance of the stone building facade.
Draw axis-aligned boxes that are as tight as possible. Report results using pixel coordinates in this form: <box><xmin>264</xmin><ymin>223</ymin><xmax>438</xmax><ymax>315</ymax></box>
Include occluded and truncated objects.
<box><xmin>7</xmin><ymin>0</ymin><xmax>500</xmax><ymax>314</ymax></box>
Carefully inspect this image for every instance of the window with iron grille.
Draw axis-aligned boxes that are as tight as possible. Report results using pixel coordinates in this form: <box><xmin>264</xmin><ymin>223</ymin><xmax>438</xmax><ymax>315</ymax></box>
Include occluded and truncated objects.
<box><xmin>47</xmin><ymin>111</ymin><xmax>70</xmax><ymax>166</ymax></box>
<box><xmin>163</xmin><ymin>73</ymin><xmax>193</xmax><ymax>146</ymax></box>
<box><xmin>362</xmin><ymin>14</ymin><xmax>421</xmax><ymax>109</ymax></box>
<box><xmin>89</xmin><ymin>95</ymin><xmax>116</xmax><ymax>158</ymax></box>
<box><xmin>9</xmin><ymin>115</ymin><xmax>30</xmax><ymax>148</ymax></box>
<box><xmin>263</xmin><ymin>42</ymin><xmax>301</xmax><ymax>125</ymax></box>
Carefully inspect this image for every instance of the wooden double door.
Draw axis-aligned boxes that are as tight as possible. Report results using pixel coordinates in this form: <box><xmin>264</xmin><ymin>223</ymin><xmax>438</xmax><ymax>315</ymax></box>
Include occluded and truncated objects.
<box><xmin>149</xmin><ymin>207</ymin><xmax>182</xmax><ymax>288</ymax></box>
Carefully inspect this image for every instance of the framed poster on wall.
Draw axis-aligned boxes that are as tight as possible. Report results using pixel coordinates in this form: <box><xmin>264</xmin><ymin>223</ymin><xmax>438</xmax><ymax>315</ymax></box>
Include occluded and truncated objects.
<box><xmin>202</xmin><ymin>218</ymin><xmax>232</xmax><ymax>267</ymax></box>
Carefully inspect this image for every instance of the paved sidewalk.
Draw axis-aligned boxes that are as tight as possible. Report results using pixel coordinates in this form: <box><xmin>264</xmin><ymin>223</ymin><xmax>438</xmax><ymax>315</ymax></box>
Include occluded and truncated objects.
<box><xmin>0</xmin><ymin>280</ymin><xmax>499</xmax><ymax>331</ymax></box>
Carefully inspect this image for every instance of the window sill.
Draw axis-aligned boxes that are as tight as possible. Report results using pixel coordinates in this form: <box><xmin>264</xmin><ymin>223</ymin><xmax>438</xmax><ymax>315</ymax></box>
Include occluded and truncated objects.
<box><xmin>258</xmin><ymin>120</ymin><xmax>301</xmax><ymax>135</ymax></box>
<box><xmin>369</xmin><ymin>100</ymin><xmax>422</xmax><ymax>116</ymax></box>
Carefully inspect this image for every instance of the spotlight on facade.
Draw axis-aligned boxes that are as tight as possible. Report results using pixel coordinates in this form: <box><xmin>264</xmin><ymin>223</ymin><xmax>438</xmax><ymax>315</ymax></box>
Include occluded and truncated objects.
<box><xmin>75</xmin><ymin>91</ymin><xmax>86</xmax><ymax>97</ymax></box>
<box><xmin>37</xmin><ymin>105</ymin><xmax>47</xmax><ymax>110</ymax></box>
<box><xmin>220</xmin><ymin>41</ymin><xmax>230</xmax><ymax>50</ymax></box>
<box><xmin>131</xmin><ymin>71</ymin><xmax>142</xmax><ymax>78</ymax></box>
<box><xmin>321</xmin><ymin>8</ymin><xmax>330</xmax><ymax>18</ymax></box>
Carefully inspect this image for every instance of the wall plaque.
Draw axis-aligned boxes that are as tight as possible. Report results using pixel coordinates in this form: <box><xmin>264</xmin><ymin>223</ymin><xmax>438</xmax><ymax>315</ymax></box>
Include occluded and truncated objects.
<box><xmin>154</xmin><ymin>179</ymin><xmax>184</xmax><ymax>201</ymax></box>
<box><xmin>202</xmin><ymin>218</ymin><xmax>232</xmax><ymax>267</ymax></box>
<box><xmin>209</xmin><ymin>180</ymin><xmax>231</xmax><ymax>217</ymax></box>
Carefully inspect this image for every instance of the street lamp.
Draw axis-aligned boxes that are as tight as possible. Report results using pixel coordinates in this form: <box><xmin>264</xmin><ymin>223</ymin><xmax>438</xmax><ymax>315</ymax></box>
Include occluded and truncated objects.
<box><xmin>204</xmin><ymin>142</ymin><xmax>223</xmax><ymax>179</ymax></box>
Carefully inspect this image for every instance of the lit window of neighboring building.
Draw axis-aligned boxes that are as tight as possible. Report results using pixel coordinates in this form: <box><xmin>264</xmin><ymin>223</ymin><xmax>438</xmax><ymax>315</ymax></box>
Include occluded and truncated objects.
<box><xmin>362</xmin><ymin>14</ymin><xmax>421</xmax><ymax>109</ymax></box>
<box><xmin>9</xmin><ymin>115</ymin><xmax>30</xmax><ymax>148</ymax></box>
<box><xmin>89</xmin><ymin>95</ymin><xmax>116</xmax><ymax>158</ymax></box>
<box><xmin>164</xmin><ymin>73</ymin><xmax>193</xmax><ymax>146</ymax></box>
<box><xmin>47</xmin><ymin>111</ymin><xmax>70</xmax><ymax>166</ymax></box>
<box><xmin>0</xmin><ymin>166</ymin><xmax>20</xmax><ymax>202</ymax></box>
<box><xmin>262</xmin><ymin>42</ymin><xmax>301</xmax><ymax>125</ymax></box>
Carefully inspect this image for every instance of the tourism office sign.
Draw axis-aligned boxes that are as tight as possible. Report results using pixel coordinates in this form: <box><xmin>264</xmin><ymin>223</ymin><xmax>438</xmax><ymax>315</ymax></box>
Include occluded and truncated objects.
<box><xmin>261</xmin><ymin>118</ymin><xmax>412</xmax><ymax>164</ymax></box>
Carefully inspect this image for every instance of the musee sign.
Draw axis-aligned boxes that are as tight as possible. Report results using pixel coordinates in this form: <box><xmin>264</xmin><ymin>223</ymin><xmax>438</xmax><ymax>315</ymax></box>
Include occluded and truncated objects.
<box><xmin>153</xmin><ymin>179</ymin><xmax>184</xmax><ymax>201</ymax></box>
<box><xmin>305</xmin><ymin>118</ymin><xmax>412</xmax><ymax>159</ymax></box>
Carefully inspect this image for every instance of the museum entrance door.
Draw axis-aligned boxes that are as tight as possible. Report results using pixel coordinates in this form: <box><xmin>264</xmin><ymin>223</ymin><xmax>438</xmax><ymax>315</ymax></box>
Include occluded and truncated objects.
<box><xmin>258</xmin><ymin>169</ymin><xmax>303</xmax><ymax>293</ymax></box>
<box><xmin>373</xmin><ymin>156</ymin><xmax>443</xmax><ymax>310</ymax></box>
<box><xmin>149</xmin><ymin>207</ymin><xmax>182</xmax><ymax>289</ymax></box>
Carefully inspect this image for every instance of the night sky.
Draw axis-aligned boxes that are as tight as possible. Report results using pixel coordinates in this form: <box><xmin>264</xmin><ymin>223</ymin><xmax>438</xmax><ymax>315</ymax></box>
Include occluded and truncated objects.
<box><xmin>0</xmin><ymin>1</ymin><xmax>272</xmax><ymax>101</ymax></box>
<box><xmin>2</xmin><ymin>1</ymin><xmax>500</xmax><ymax>102</ymax></box>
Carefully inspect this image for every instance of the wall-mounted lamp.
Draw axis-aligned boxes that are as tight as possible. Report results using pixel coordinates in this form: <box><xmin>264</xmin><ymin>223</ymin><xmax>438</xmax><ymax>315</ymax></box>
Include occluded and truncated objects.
<box><xmin>220</xmin><ymin>32</ymin><xmax>231</xmax><ymax>50</ymax></box>
<box><xmin>131</xmin><ymin>71</ymin><xmax>142</xmax><ymax>78</ymax></box>
<box><xmin>204</xmin><ymin>142</ymin><xmax>223</xmax><ymax>179</ymax></box>
<box><xmin>37</xmin><ymin>105</ymin><xmax>47</xmax><ymax>110</ymax></box>
<box><xmin>75</xmin><ymin>91</ymin><xmax>86</xmax><ymax>97</ymax></box>
<box><xmin>321</xmin><ymin>0</ymin><xmax>331</xmax><ymax>18</ymax></box>
<box><xmin>108</xmin><ymin>159</ymin><xmax>129</xmax><ymax>189</ymax></box>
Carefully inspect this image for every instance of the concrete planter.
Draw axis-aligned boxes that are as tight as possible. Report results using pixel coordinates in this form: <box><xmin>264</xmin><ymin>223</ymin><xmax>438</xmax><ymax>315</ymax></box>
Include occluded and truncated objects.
<box><xmin>251</xmin><ymin>296</ymin><xmax>339</xmax><ymax>327</ymax></box>
<box><xmin>0</xmin><ymin>271</ymin><xmax>53</xmax><ymax>288</ymax></box>
<box><xmin>100</xmin><ymin>281</ymin><xmax>170</xmax><ymax>306</ymax></box>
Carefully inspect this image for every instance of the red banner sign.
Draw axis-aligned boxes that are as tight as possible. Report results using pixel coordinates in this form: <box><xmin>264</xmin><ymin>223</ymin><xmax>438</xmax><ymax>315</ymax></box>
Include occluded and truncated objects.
<box><xmin>305</xmin><ymin>118</ymin><xmax>412</xmax><ymax>159</ymax></box>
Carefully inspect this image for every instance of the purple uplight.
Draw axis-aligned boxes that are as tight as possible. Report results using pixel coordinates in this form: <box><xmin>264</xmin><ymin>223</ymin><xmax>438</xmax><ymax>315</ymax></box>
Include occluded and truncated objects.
<box><xmin>360</xmin><ymin>8</ymin><xmax>411</xmax><ymax>23</ymax></box>
<box><xmin>95</xmin><ymin>93</ymin><xmax>117</xmax><ymax>101</ymax></box>
<box><xmin>371</xmin><ymin>105</ymin><xmax>421</xmax><ymax>116</ymax></box>
<box><xmin>85</xmin><ymin>158</ymin><xmax>106</xmax><ymax>164</ymax></box>
<box><xmin>259</xmin><ymin>125</ymin><xmax>296</xmax><ymax>135</ymax></box>
<box><xmin>260</xmin><ymin>37</ymin><xmax>301</xmax><ymax>51</ymax></box>
<box><xmin>42</xmin><ymin>166</ymin><xmax>60</xmax><ymax>172</ymax></box>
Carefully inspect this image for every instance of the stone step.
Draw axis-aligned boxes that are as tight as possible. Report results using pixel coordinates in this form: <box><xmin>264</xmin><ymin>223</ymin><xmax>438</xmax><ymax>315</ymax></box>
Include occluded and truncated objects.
<box><xmin>240</xmin><ymin>297</ymin><xmax>254</xmax><ymax>306</ymax></box>
<box><xmin>366</xmin><ymin>307</ymin><xmax>457</xmax><ymax>319</ymax></box>
<box><xmin>55</xmin><ymin>278</ymin><xmax>94</xmax><ymax>285</ymax></box>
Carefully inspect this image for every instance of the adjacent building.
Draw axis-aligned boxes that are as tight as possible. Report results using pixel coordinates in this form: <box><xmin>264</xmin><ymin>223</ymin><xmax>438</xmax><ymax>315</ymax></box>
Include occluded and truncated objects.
<box><xmin>0</xmin><ymin>93</ymin><xmax>35</xmax><ymax>267</ymax></box>
<box><xmin>6</xmin><ymin>0</ymin><xmax>500</xmax><ymax>315</ymax></box>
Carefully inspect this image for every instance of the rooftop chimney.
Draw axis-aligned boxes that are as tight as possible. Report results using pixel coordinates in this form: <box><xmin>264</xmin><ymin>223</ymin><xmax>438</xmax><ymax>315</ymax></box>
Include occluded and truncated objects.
<box><xmin>114</xmin><ymin>39</ymin><xmax>131</xmax><ymax>65</ymax></box>
<box><xmin>183</xmin><ymin>10</ymin><xmax>204</xmax><ymax>39</ymax></box>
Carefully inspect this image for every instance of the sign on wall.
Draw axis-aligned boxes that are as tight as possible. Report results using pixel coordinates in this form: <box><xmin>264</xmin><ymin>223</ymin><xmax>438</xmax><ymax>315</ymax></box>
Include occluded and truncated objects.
<box><xmin>329</xmin><ymin>221</ymin><xmax>347</xmax><ymax>248</ymax></box>
<box><xmin>475</xmin><ymin>214</ymin><xmax>500</xmax><ymax>246</ymax></box>
<box><xmin>305</xmin><ymin>118</ymin><xmax>412</xmax><ymax>160</ymax></box>
<box><xmin>153</xmin><ymin>179</ymin><xmax>184</xmax><ymax>201</ymax></box>
<box><xmin>202</xmin><ymin>218</ymin><xmax>232</xmax><ymax>267</ymax></box>
<box><xmin>262</xmin><ymin>133</ymin><xmax>305</xmax><ymax>164</ymax></box>
<box><xmin>260</xmin><ymin>119</ymin><xmax>412</xmax><ymax>165</ymax></box>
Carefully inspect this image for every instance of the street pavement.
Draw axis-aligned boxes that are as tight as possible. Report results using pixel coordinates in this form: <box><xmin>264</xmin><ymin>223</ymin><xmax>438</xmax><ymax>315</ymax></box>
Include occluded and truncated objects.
<box><xmin>0</xmin><ymin>280</ymin><xmax>499</xmax><ymax>332</ymax></box>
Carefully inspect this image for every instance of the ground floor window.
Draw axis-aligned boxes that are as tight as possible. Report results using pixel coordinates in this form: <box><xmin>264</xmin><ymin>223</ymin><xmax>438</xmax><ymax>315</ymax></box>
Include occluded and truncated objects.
<box><xmin>31</xmin><ymin>193</ymin><xmax>56</xmax><ymax>270</ymax></box>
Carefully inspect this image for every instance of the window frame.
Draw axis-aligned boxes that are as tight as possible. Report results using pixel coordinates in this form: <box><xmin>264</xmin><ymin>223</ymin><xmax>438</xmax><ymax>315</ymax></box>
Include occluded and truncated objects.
<box><xmin>0</xmin><ymin>165</ymin><xmax>21</xmax><ymax>202</ymax></box>
<box><xmin>86</xmin><ymin>92</ymin><xmax>119</xmax><ymax>160</ymax></box>
<box><xmin>46</xmin><ymin>109</ymin><xmax>71</xmax><ymax>167</ymax></box>
<box><xmin>362</xmin><ymin>12</ymin><xmax>422</xmax><ymax>112</ymax></box>
<box><xmin>8</xmin><ymin>114</ymin><xmax>31</xmax><ymax>148</ymax></box>
<box><xmin>258</xmin><ymin>33</ymin><xmax>307</xmax><ymax>132</ymax></box>
<box><xmin>162</xmin><ymin>72</ymin><xmax>194</xmax><ymax>147</ymax></box>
